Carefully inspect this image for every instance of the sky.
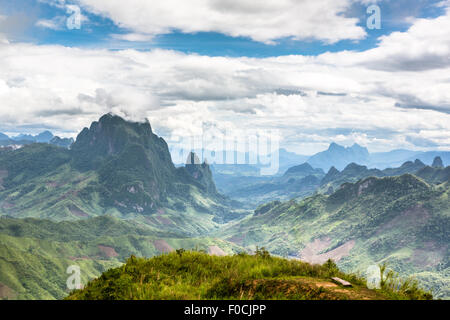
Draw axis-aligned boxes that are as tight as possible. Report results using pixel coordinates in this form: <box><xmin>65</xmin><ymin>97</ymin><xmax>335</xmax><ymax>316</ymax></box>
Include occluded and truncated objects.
<box><xmin>0</xmin><ymin>0</ymin><xmax>449</xmax><ymax>155</ymax></box>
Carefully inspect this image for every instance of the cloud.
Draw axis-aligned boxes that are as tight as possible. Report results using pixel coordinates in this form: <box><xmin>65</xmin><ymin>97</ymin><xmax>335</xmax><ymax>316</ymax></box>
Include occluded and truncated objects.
<box><xmin>110</xmin><ymin>33</ymin><xmax>154</xmax><ymax>42</ymax></box>
<box><xmin>1</xmin><ymin>6</ymin><xmax>450</xmax><ymax>152</ymax></box>
<box><xmin>319</xmin><ymin>5</ymin><xmax>450</xmax><ymax>72</ymax></box>
<box><xmin>406</xmin><ymin>135</ymin><xmax>439</xmax><ymax>148</ymax></box>
<box><xmin>36</xmin><ymin>16</ymin><xmax>66</xmax><ymax>30</ymax></box>
<box><xmin>75</xmin><ymin>0</ymin><xmax>366</xmax><ymax>44</ymax></box>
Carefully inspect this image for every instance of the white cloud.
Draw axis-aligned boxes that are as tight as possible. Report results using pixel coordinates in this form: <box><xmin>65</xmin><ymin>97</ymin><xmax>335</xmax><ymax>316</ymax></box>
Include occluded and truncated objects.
<box><xmin>110</xmin><ymin>33</ymin><xmax>154</xmax><ymax>42</ymax></box>
<box><xmin>75</xmin><ymin>0</ymin><xmax>366</xmax><ymax>44</ymax></box>
<box><xmin>36</xmin><ymin>16</ymin><xmax>66</xmax><ymax>30</ymax></box>
<box><xmin>1</xmin><ymin>5</ymin><xmax>450</xmax><ymax>152</ymax></box>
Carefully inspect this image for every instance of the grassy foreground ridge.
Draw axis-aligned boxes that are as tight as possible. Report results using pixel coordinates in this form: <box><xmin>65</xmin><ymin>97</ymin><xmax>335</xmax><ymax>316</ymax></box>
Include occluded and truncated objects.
<box><xmin>66</xmin><ymin>249</ymin><xmax>432</xmax><ymax>300</ymax></box>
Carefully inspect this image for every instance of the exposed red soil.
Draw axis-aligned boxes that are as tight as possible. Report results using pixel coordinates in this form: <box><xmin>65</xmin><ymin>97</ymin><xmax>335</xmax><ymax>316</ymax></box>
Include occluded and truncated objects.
<box><xmin>208</xmin><ymin>245</ymin><xmax>227</xmax><ymax>256</ymax></box>
<box><xmin>227</xmin><ymin>233</ymin><xmax>245</xmax><ymax>246</ymax></box>
<box><xmin>410</xmin><ymin>245</ymin><xmax>445</xmax><ymax>268</ymax></box>
<box><xmin>299</xmin><ymin>238</ymin><xmax>355</xmax><ymax>264</ymax></box>
<box><xmin>156</xmin><ymin>215</ymin><xmax>172</xmax><ymax>225</ymax></box>
<box><xmin>69</xmin><ymin>205</ymin><xmax>89</xmax><ymax>217</ymax></box>
<box><xmin>0</xmin><ymin>283</ymin><xmax>16</xmax><ymax>300</ymax></box>
<box><xmin>153</xmin><ymin>239</ymin><xmax>174</xmax><ymax>253</ymax></box>
<box><xmin>376</xmin><ymin>204</ymin><xmax>430</xmax><ymax>235</ymax></box>
<box><xmin>98</xmin><ymin>245</ymin><xmax>119</xmax><ymax>258</ymax></box>
<box><xmin>1</xmin><ymin>201</ymin><xmax>15</xmax><ymax>209</ymax></box>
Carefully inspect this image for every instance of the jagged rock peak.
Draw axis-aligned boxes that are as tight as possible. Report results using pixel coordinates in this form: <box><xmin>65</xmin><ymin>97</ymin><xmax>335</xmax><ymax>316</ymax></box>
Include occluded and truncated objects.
<box><xmin>432</xmin><ymin>156</ymin><xmax>444</xmax><ymax>168</ymax></box>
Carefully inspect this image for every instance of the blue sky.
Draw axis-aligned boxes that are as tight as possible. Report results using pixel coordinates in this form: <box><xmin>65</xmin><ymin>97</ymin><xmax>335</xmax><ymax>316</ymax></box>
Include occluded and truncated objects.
<box><xmin>0</xmin><ymin>0</ymin><xmax>450</xmax><ymax>154</ymax></box>
<box><xmin>1</xmin><ymin>0</ymin><xmax>447</xmax><ymax>56</ymax></box>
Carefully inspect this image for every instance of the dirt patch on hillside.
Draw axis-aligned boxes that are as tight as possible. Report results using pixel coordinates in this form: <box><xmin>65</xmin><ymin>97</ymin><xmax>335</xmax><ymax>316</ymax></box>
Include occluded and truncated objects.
<box><xmin>69</xmin><ymin>205</ymin><xmax>89</xmax><ymax>217</ymax></box>
<box><xmin>376</xmin><ymin>204</ymin><xmax>430</xmax><ymax>235</ymax></box>
<box><xmin>69</xmin><ymin>256</ymin><xmax>91</xmax><ymax>261</ymax></box>
<box><xmin>410</xmin><ymin>243</ymin><xmax>446</xmax><ymax>268</ymax></box>
<box><xmin>1</xmin><ymin>201</ymin><xmax>15</xmax><ymax>209</ymax></box>
<box><xmin>153</xmin><ymin>240</ymin><xmax>174</xmax><ymax>253</ymax></box>
<box><xmin>0</xmin><ymin>283</ymin><xmax>16</xmax><ymax>300</ymax></box>
<box><xmin>235</xmin><ymin>277</ymin><xmax>385</xmax><ymax>300</ymax></box>
<box><xmin>98</xmin><ymin>245</ymin><xmax>119</xmax><ymax>258</ymax></box>
<box><xmin>156</xmin><ymin>215</ymin><xmax>172</xmax><ymax>225</ymax></box>
<box><xmin>300</xmin><ymin>238</ymin><xmax>355</xmax><ymax>264</ymax></box>
<box><xmin>46</xmin><ymin>181</ymin><xmax>60</xmax><ymax>188</ymax></box>
<box><xmin>208</xmin><ymin>245</ymin><xmax>227</xmax><ymax>256</ymax></box>
<box><xmin>227</xmin><ymin>234</ymin><xmax>245</xmax><ymax>246</ymax></box>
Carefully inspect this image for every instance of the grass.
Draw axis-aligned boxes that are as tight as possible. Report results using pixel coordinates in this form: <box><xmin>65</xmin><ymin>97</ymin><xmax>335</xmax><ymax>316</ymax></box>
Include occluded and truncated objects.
<box><xmin>66</xmin><ymin>249</ymin><xmax>432</xmax><ymax>300</ymax></box>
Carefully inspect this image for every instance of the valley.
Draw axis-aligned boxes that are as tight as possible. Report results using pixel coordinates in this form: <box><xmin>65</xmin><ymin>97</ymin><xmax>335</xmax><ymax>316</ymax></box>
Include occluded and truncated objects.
<box><xmin>0</xmin><ymin>114</ymin><xmax>449</xmax><ymax>300</ymax></box>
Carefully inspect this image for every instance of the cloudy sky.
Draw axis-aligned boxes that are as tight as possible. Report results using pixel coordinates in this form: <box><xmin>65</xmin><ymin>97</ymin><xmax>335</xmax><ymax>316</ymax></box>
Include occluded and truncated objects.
<box><xmin>0</xmin><ymin>0</ymin><xmax>449</xmax><ymax>154</ymax></box>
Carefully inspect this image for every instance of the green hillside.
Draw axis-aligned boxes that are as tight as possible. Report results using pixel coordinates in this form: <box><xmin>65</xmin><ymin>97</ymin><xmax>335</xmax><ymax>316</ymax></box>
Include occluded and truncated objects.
<box><xmin>66</xmin><ymin>250</ymin><xmax>431</xmax><ymax>300</ymax></box>
<box><xmin>217</xmin><ymin>175</ymin><xmax>450</xmax><ymax>298</ymax></box>
<box><xmin>0</xmin><ymin>216</ymin><xmax>242</xmax><ymax>300</ymax></box>
<box><xmin>0</xmin><ymin>114</ymin><xmax>247</xmax><ymax>235</ymax></box>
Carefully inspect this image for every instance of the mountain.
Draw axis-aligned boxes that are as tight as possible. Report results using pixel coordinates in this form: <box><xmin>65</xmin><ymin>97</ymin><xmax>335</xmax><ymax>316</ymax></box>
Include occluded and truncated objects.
<box><xmin>408</xmin><ymin>151</ymin><xmax>450</xmax><ymax>168</ymax></box>
<box><xmin>49</xmin><ymin>136</ymin><xmax>74</xmax><ymax>149</ymax></box>
<box><xmin>11</xmin><ymin>133</ymin><xmax>35</xmax><ymax>141</ymax></box>
<box><xmin>223</xmin><ymin>162</ymin><xmax>325</xmax><ymax>207</ymax></box>
<box><xmin>0</xmin><ymin>114</ymin><xmax>244</xmax><ymax>229</ymax></box>
<box><xmin>218</xmin><ymin>174</ymin><xmax>450</xmax><ymax>298</ymax></box>
<box><xmin>11</xmin><ymin>131</ymin><xmax>54</xmax><ymax>143</ymax></box>
<box><xmin>319</xmin><ymin>158</ymin><xmax>449</xmax><ymax>194</ymax></box>
<box><xmin>176</xmin><ymin>148</ymin><xmax>308</xmax><ymax>177</ymax></box>
<box><xmin>0</xmin><ymin>130</ymin><xmax>73</xmax><ymax>149</ymax></box>
<box><xmin>278</xmin><ymin>148</ymin><xmax>309</xmax><ymax>174</ymax></box>
<box><xmin>369</xmin><ymin>149</ymin><xmax>422</xmax><ymax>169</ymax></box>
<box><xmin>0</xmin><ymin>114</ymin><xmax>250</xmax><ymax>299</ymax></box>
<box><xmin>300</xmin><ymin>143</ymin><xmax>449</xmax><ymax>172</ymax></box>
<box><xmin>432</xmin><ymin>156</ymin><xmax>444</xmax><ymax>168</ymax></box>
<box><xmin>35</xmin><ymin>131</ymin><xmax>54</xmax><ymax>143</ymax></box>
<box><xmin>307</xmin><ymin>143</ymin><xmax>370</xmax><ymax>171</ymax></box>
<box><xmin>284</xmin><ymin>162</ymin><xmax>323</xmax><ymax>176</ymax></box>
<box><xmin>0</xmin><ymin>133</ymin><xmax>9</xmax><ymax>141</ymax></box>
<box><xmin>184</xmin><ymin>152</ymin><xmax>218</xmax><ymax>195</ymax></box>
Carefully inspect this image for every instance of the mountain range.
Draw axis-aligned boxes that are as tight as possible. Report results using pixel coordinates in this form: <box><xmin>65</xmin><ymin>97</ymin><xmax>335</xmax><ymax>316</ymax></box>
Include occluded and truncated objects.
<box><xmin>218</xmin><ymin>173</ymin><xmax>450</xmax><ymax>298</ymax></box>
<box><xmin>0</xmin><ymin>113</ymin><xmax>448</xmax><ymax>300</ymax></box>
<box><xmin>0</xmin><ymin>131</ymin><xmax>74</xmax><ymax>149</ymax></box>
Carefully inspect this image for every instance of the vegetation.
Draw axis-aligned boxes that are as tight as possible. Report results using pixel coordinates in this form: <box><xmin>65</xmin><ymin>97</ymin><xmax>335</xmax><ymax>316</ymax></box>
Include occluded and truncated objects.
<box><xmin>1</xmin><ymin>114</ymin><xmax>447</xmax><ymax>300</ymax></box>
<box><xmin>0</xmin><ymin>216</ymin><xmax>241</xmax><ymax>299</ymax></box>
<box><xmin>218</xmin><ymin>175</ymin><xmax>450</xmax><ymax>298</ymax></box>
<box><xmin>66</xmin><ymin>250</ymin><xmax>432</xmax><ymax>300</ymax></box>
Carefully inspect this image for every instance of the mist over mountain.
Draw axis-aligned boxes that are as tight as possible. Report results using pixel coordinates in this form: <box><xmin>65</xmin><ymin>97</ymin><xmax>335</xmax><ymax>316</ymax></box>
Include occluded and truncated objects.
<box><xmin>0</xmin><ymin>114</ymin><xmax>242</xmax><ymax>226</ymax></box>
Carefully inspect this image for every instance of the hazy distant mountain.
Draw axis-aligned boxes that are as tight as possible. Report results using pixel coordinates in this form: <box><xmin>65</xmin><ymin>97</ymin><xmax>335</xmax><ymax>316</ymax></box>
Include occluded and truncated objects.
<box><xmin>278</xmin><ymin>148</ymin><xmax>309</xmax><ymax>174</ymax></box>
<box><xmin>223</xmin><ymin>162</ymin><xmax>325</xmax><ymax>207</ymax></box>
<box><xmin>408</xmin><ymin>151</ymin><xmax>450</xmax><ymax>167</ymax></box>
<box><xmin>304</xmin><ymin>143</ymin><xmax>449</xmax><ymax>171</ymax></box>
<box><xmin>34</xmin><ymin>130</ymin><xmax>54</xmax><ymax>143</ymax></box>
<box><xmin>369</xmin><ymin>149</ymin><xmax>421</xmax><ymax>168</ymax></box>
<box><xmin>49</xmin><ymin>136</ymin><xmax>74</xmax><ymax>149</ymax></box>
<box><xmin>319</xmin><ymin>158</ymin><xmax>449</xmax><ymax>193</ymax></box>
<box><xmin>307</xmin><ymin>143</ymin><xmax>370</xmax><ymax>171</ymax></box>
<box><xmin>432</xmin><ymin>156</ymin><xmax>444</xmax><ymax>168</ymax></box>
<box><xmin>12</xmin><ymin>131</ymin><xmax>54</xmax><ymax>143</ymax></box>
<box><xmin>0</xmin><ymin>130</ymin><xmax>74</xmax><ymax>149</ymax></box>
